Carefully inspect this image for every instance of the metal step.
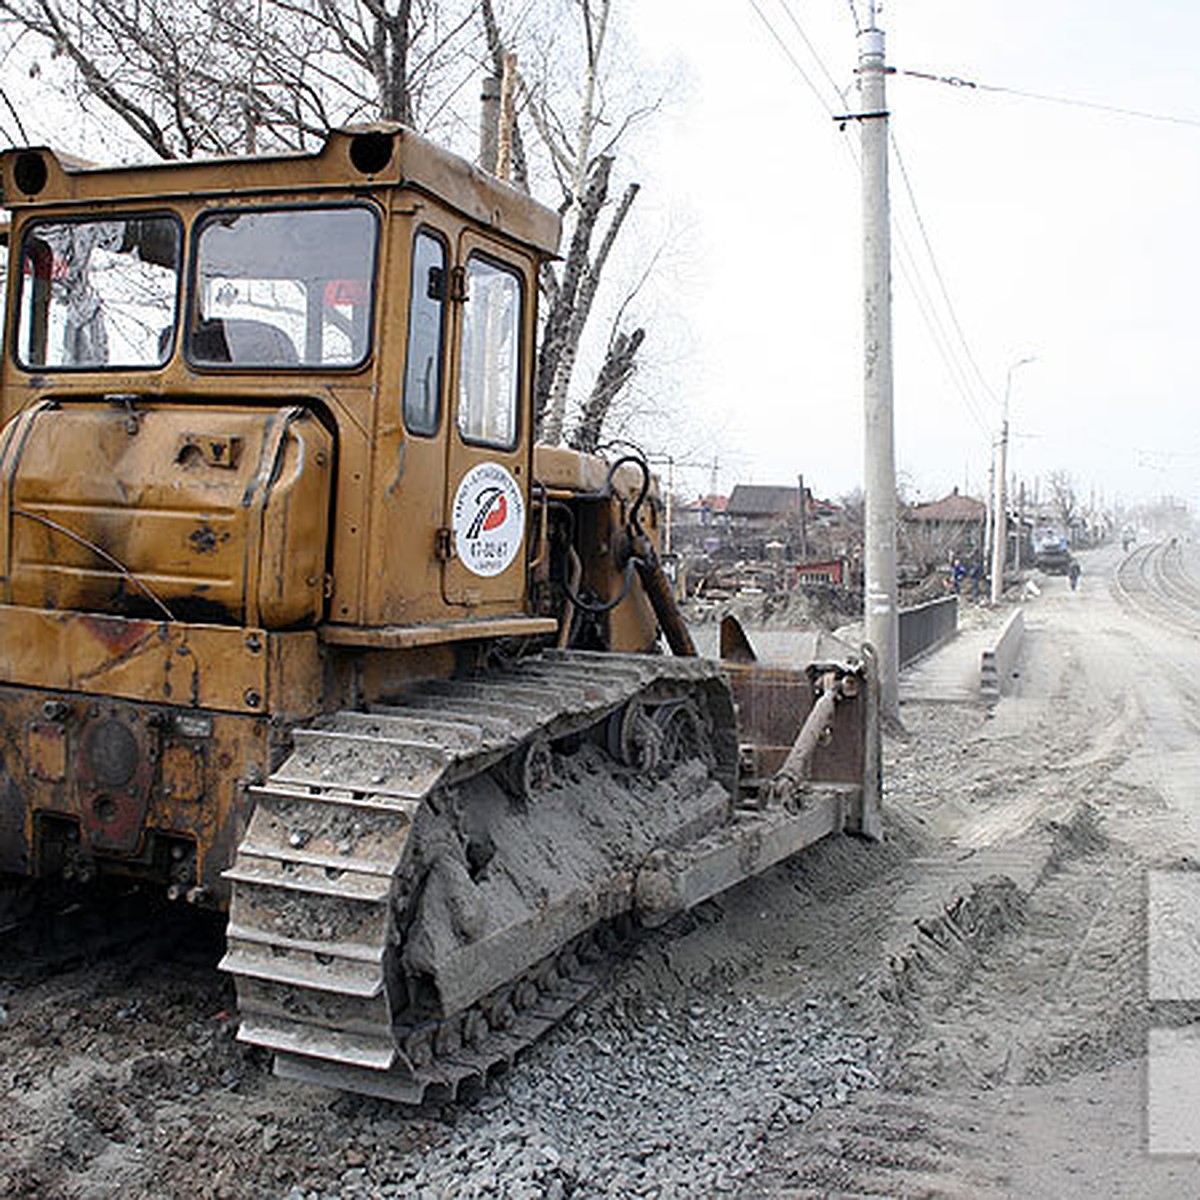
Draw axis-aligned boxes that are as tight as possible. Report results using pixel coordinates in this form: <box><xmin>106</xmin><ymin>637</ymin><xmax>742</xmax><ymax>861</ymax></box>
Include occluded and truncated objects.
<box><xmin>238</xmin><ymin>1014</ymin><xmax>398</xmax><ymax>1072</ymax></box>
<box><xmin>232</xmin><ymin>838</ymin><xmax>400</xmax><ymax>877</ymax></box>
<box><xmin>247</xmin><ymin>781</ymin><xmax>423</xmax><ymax>813</ymax></box>
<box><xmin>225</xmin><ymin>921</ymin><xmax>385</xmax><ymax>962</ymax></box>
<box><xmin>219</xmin><ymin>947</ymin><xmax>384</xmax><ymax>998</ymax></box>
<box><xmin>312</xmin><ymin>710</ymin><xmax>484</xmax><ymax>748</ymax></box>
<box><xmin>223</xmin><ymin>857</ymin><xmax>393</xmax><ymax>901</ymax></box>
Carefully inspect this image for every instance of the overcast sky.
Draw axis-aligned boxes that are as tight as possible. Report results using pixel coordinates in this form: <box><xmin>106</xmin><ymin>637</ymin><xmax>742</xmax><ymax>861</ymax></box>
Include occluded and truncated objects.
<box><xmin>4</xmin><ymin>1</ymin><xmax>1197</xmax><ymax>517</ymax></box>
<box><xmin>627</xmin><ymin>0</ymin><xmax>1200</xmax><ymax>513</ymax></box>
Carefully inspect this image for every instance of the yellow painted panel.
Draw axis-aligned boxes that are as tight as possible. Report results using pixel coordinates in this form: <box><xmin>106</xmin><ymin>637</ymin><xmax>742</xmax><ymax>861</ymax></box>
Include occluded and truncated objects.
<box><xmin>0</xmin><ymin>606</ymin><xmax>275</xmax><ymax>713</ymax></box>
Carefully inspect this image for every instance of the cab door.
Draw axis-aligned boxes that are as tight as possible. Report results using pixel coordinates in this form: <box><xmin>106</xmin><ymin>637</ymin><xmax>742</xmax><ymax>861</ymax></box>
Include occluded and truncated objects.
<box><xmin>441</xmin><ymin>233</ymin><xmax>534</xmax><ymax>609</ymax></box>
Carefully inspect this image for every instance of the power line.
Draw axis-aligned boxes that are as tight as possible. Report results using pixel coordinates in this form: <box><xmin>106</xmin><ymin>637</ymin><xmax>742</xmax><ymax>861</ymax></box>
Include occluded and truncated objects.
<box><xmin>744</xmin><ymin>0</ymin><xmax>839</xmax><ymax>119</ymax></box>
<box><xmin>891</xmin><ymin>224</ymin><xmax>992</xmax><ymax>436</ymax></box>
<box><xmin>742</xmin><ymin>0</ymin><xmax>995</xmax><ymax>439</ymax></box>
<box><xmin>889</xmin><ymin>128</ymin><xmax>999</xmax><ymax>411</ymax></box>
<box><xmin>899</xmin><ymin>67</ymin><xmax>1200</xmax><ymax>130</ymax></box>
<box><xmin>776</xmin><ymin>0</ymin><xmax>850</xmax><ymax>108</ymax></box>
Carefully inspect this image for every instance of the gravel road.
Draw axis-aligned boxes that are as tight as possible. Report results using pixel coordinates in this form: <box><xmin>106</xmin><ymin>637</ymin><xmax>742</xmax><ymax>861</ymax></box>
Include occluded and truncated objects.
<box><xmin>3</xmin><ymin>543</ymin><xmax>1199</xmax><ymax>1198</ymax></box>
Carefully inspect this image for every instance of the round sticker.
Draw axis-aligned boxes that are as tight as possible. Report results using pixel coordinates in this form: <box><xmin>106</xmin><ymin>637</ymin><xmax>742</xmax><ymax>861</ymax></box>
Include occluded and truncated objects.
<box><xmin>451</xmin><ymin>462</ymin><xmax>526</xmax><ymax>577</ymax></box>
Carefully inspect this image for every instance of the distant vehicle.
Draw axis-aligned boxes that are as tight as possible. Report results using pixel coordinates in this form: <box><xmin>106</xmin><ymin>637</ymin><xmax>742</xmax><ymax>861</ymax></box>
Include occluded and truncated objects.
<box><xmin>1033</xmin><ymin>527</ymin><xmax>1072</xmax><ymax>574</ymax></box>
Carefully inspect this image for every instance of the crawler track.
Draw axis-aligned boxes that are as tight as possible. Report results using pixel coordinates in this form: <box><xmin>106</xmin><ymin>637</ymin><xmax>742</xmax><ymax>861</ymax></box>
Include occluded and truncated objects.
<box><xmin>220</xmin><ymin>651</ymin><xmax>740</xmax><ymax>1105</ymax></box>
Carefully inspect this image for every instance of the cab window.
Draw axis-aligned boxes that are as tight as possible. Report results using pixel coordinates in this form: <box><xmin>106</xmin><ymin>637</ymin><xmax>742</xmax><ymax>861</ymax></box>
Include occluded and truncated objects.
<box><xmin>189</xmin><ymin>205</ymin><xmax>376</xmax><ymax>368</ymax></box>
<box><xmin>402</xmin><ymin>229</ymin><xmax>446</xmax><ymax>436</ymax></box>
<box><xmin>457</xmin><ymin>253</ymin><xmax>522</xmax><ymax>448</ymax></box>
<box><xmin>15</xmin><ymin>215</ymin><xmax>180</xmax><ymax>369</ymax></box>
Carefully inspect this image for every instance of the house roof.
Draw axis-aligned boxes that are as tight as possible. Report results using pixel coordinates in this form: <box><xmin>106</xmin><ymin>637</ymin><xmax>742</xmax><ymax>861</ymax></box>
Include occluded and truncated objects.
<box><xmin>907</xmin><ymin>488</ymin><xmax>986</xmax><ymax>523</ymax></box>
<box><xmin>727</xmin><ymin>485</ymin><xmax>803</xmax><ymax>517</ymax></box>
<box><xmin>678</xmin><ymin>494</ymin><xmax>728</xmax><ymax>514</ymax></box>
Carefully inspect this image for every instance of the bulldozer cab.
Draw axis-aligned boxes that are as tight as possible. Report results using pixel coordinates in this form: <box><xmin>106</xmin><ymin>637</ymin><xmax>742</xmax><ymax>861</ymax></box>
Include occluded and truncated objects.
<box><xmin>0</xmin><ymin>128</ymin><xmax>558</xmax><ymax>638</ymax></box>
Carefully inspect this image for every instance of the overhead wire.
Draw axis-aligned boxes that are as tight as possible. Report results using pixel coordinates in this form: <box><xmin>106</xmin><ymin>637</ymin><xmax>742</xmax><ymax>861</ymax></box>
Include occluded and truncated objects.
<box><xmin>890</xmin><ymin>219</ymin><xmax>993</xmax><ymax>435</ymax></box>
<box><xmin>889</xmin><ymin>129</ymin><xmax>999</xmax><ymax>413</ymax></box>
<box><xmin>744</xmin><ymin>0</ymin><xmax>997</xmax><ymax>438</ymax></box>
<box><xmin>777</xmin><ymin>0</ymin><xmax>849</xmax><ymax>108</ymax></box>
<box><xmin>900</xmin><ymin>68</ymin><xmax>1200</xmax><ymax>131</ymax></box>
<box><xmin>744</xmin><ymin>0</ymin><xmax>839</xmax><ymax>120</ymax></box>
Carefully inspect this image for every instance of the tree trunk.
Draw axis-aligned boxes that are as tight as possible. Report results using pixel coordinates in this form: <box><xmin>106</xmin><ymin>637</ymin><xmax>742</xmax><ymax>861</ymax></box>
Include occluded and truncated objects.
<box><xmin>479</xmin><ymin>0</ymin><xmax>528</xmax><ymax>189</ymax></box>
<box><xmin>570</xmin><ymin>327</ymin><xmax>644</xmax><ymax>454</ymax></box>
<box><xmin>536</xmin><ymin>155</ymin><xmax>613</xmax><ymax>442</ymax></box>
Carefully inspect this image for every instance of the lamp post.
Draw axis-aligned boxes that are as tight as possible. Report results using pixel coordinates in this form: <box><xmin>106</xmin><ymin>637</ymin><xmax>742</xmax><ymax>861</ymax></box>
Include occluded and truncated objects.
<box><xmin>990</xmin><ymin>356</ymin><xmax>1035</xmax><ymax>604</ymax></box>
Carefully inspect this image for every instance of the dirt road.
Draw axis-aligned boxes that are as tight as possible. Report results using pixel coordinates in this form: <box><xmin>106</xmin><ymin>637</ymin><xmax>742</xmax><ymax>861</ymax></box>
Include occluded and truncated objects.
<box><xmin>3</xmin><ymin>544</ymin><xmax>1199</xmax><ymax>1197</ymax></box>
<box><xmin>751</xmin><ymin>544</ymin><xmax>1200</xmax><ymax>1198</ymax></box>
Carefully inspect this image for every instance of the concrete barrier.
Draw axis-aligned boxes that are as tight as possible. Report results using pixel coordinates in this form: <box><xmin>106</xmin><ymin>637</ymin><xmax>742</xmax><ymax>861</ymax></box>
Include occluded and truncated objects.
<box><xmin>981</xmin><ymin>607</ymin><xmax>1025</xmax><ymax>701</ymax></box>
<box><xmin>898</xmin><ymin>595</ymin><xmax>958</xmax><ymax>667</ymax></box>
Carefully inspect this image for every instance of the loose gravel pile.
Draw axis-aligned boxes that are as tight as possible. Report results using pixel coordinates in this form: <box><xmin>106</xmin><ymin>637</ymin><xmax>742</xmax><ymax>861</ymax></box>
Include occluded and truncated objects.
<box><xmin>341</xmin><ymin>988</ymin><xmax>887</xmax><ymax>1199</ymax></box>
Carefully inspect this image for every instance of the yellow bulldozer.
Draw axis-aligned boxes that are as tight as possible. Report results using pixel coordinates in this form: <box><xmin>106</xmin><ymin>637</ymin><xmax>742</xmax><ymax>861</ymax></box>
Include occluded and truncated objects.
<box><xmin>0</xmin><ymin>125</ymin><xmax>879</xmax><ymax>1103</ymax></box>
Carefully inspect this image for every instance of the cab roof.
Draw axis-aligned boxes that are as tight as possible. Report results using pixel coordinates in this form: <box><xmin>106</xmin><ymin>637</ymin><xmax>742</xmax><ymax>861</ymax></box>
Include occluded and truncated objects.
<box><xmin>0</xmin><ymin>123</ymin><xmax>561</xmax><ymax>257</ymax></box>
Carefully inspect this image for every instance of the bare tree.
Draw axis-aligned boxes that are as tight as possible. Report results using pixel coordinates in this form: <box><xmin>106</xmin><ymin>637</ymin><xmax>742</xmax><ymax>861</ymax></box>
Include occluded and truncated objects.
<box><xmin>481</xmin><ymin>0</ymin><xmax>659</xmax><ymax>449</ymax></box>
<box><xmin>5</xmin><ymin>0</ymin><xmax>662</xmax><ymax>453</ymax></box>
<box><xmin>1048</xmin><ymin>470</ymin><xmax>1078</xmax><ymax>533</ymax></box>
<box><xmin>0</xmin><ymin>0</ymin><xmax>481</xmax><ymax>158</ymax></box>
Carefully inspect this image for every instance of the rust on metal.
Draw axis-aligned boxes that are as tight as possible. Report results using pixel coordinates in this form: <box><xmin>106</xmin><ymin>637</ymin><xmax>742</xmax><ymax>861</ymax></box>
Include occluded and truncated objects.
<box><xmin>79</xmin><ymin>613</ymin><xmax>158</xmax><ymax>659</ymax></box>
<box><xmin>161</xmin><ymin>742</ymin><xmax>206</xmax><ymax>804</ymax></box>
<box><xmin>26</xmin><ymin>721</ymin><xmax>66</xmax><ymax>782</ymax></box>
<box><xmin>77</xmin><ymin>712</ymin><xmax>155</xmax><ymax>855</ymax></box>
<box><xmin>769</xmin><ymin>673</ymin><xmax>841</xmax><ymax>796</ymax></box>
<box><xmin>0</xmin><ymin>606</ymin><xmax>316</xmax><ymax>715</ymax></box>
<box><xmin>718</xmin><ymin>614</ymin><xmax>758</xmax><ymax>664</ymax></box>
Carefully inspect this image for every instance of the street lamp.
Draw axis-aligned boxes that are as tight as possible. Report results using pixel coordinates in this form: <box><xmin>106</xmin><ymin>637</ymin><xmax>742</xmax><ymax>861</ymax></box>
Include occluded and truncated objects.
<box><xmin>990</xmin><ymin>356</ymin><xmax>1035</xmax><ymax>604</ymax></box>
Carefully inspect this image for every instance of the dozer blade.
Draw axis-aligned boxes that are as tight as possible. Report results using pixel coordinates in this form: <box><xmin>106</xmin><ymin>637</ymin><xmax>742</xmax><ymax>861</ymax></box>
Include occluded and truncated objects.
<box><xmin>721</xmin><ymin>648</ymin><xmax>882</xmax><ymax>841</ymax></box>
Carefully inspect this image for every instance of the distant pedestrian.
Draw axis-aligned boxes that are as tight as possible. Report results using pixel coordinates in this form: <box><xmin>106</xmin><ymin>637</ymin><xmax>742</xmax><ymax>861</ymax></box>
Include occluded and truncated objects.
<box><xmin>952</xmin><ymin>560</ymin><xmax>966</xmax><ymax>594</ymax></box>
<box><xmin>1069</xmin><ymin>560</ymin><xmax>1081</xmax><ymax>591</ymax></box>
<box><xmin>970</xmin><ymin>562</ymin><xmax>983</xmax><ymax>601</ymax></box>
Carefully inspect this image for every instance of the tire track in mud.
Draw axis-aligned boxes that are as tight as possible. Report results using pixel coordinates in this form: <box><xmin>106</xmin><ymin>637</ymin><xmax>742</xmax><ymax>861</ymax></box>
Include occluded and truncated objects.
<box><xmin>743</xmin><ymin>1091</ymin><xmax>1009</xmax><ymax>1199</ymax></box>
<box><xmin>747</xmin><ymin>809</ymin><xmax>1151</xmax><ymax>1199</ymax></box>
<box><xmin>891</xmin><ymin>813</ymin><xmax>1146</xmax><ymax>1092</ymax></box>
<box><xmin>746</xmin><ymin>563</ymin><xmax>1196</xmax><ymax>1198</ymax></box>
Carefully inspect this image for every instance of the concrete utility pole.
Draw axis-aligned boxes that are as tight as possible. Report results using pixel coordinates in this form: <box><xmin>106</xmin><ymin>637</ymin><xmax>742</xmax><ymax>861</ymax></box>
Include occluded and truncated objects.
<box><xmin>859</xmin><ymin>3</ymin><xmax>900</xmax><ymax>721</ymax></box>
<box><xmin>797</xmin><ymin>474</ymin><xmax>809</xmax><ymax>562</ymax></box>
<box><xmin>990</xmin><ymin>356</ymin><xmax>1034</xmax><ymax>604</ymax></box>
<box><xmin>984</xmin><ymin>453</ymin><xmax>994</xmax><ymax>568</ymax></box>
<box><xmin>988</xmin><ymin>424</ymin><xmax>1006</xmax><ymax>604</ymax></box>
<box><xmin>1016</xmin><ymin>479</ymin><xmax>1026</xmax><ymax>573</ymax></box>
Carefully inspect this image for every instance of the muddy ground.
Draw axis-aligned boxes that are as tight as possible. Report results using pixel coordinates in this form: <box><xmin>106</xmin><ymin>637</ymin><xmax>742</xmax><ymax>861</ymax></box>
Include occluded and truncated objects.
<box><xmin>3</xmin><ymin>543</ymin><xmax>1199</xmax><ymax>1197</ymax></box>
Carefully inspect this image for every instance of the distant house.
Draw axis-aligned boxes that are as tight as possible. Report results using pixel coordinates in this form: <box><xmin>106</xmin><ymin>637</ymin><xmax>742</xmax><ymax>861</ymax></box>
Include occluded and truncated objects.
<box><xmin>723</xmin><ymin>483</ymin><xmax>847</xmax><ymax>561</ymax></box>
<box><xmin>726</xmin><ymin>485</ymin><xmax>804</xmax><ymax>533</ymax></box>
<box><xmin>792</xmin><ymin>558</ymin><xmax>848</xmax><ymax>586</ymax></box>
<box><xmin>901</xmin><ymin>488</ymin><xmax>987</xmax><ymax>570</ymax></box>
<box><xmin>674</xmin><ymin>493</ymin><xmax>729</xmax><ymax>532</ymax></box>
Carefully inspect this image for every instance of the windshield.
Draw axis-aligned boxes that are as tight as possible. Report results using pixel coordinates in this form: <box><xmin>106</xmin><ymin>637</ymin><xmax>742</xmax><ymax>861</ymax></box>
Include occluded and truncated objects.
<box><xmin>189</xmin><ymin>206</ymin><xmax>377</xmax><ymax>369</ymax></box>
<box><xmin>15</xmin><ymin>216</ymin><xmax>180</xmax><ymax>369</ymax></box>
